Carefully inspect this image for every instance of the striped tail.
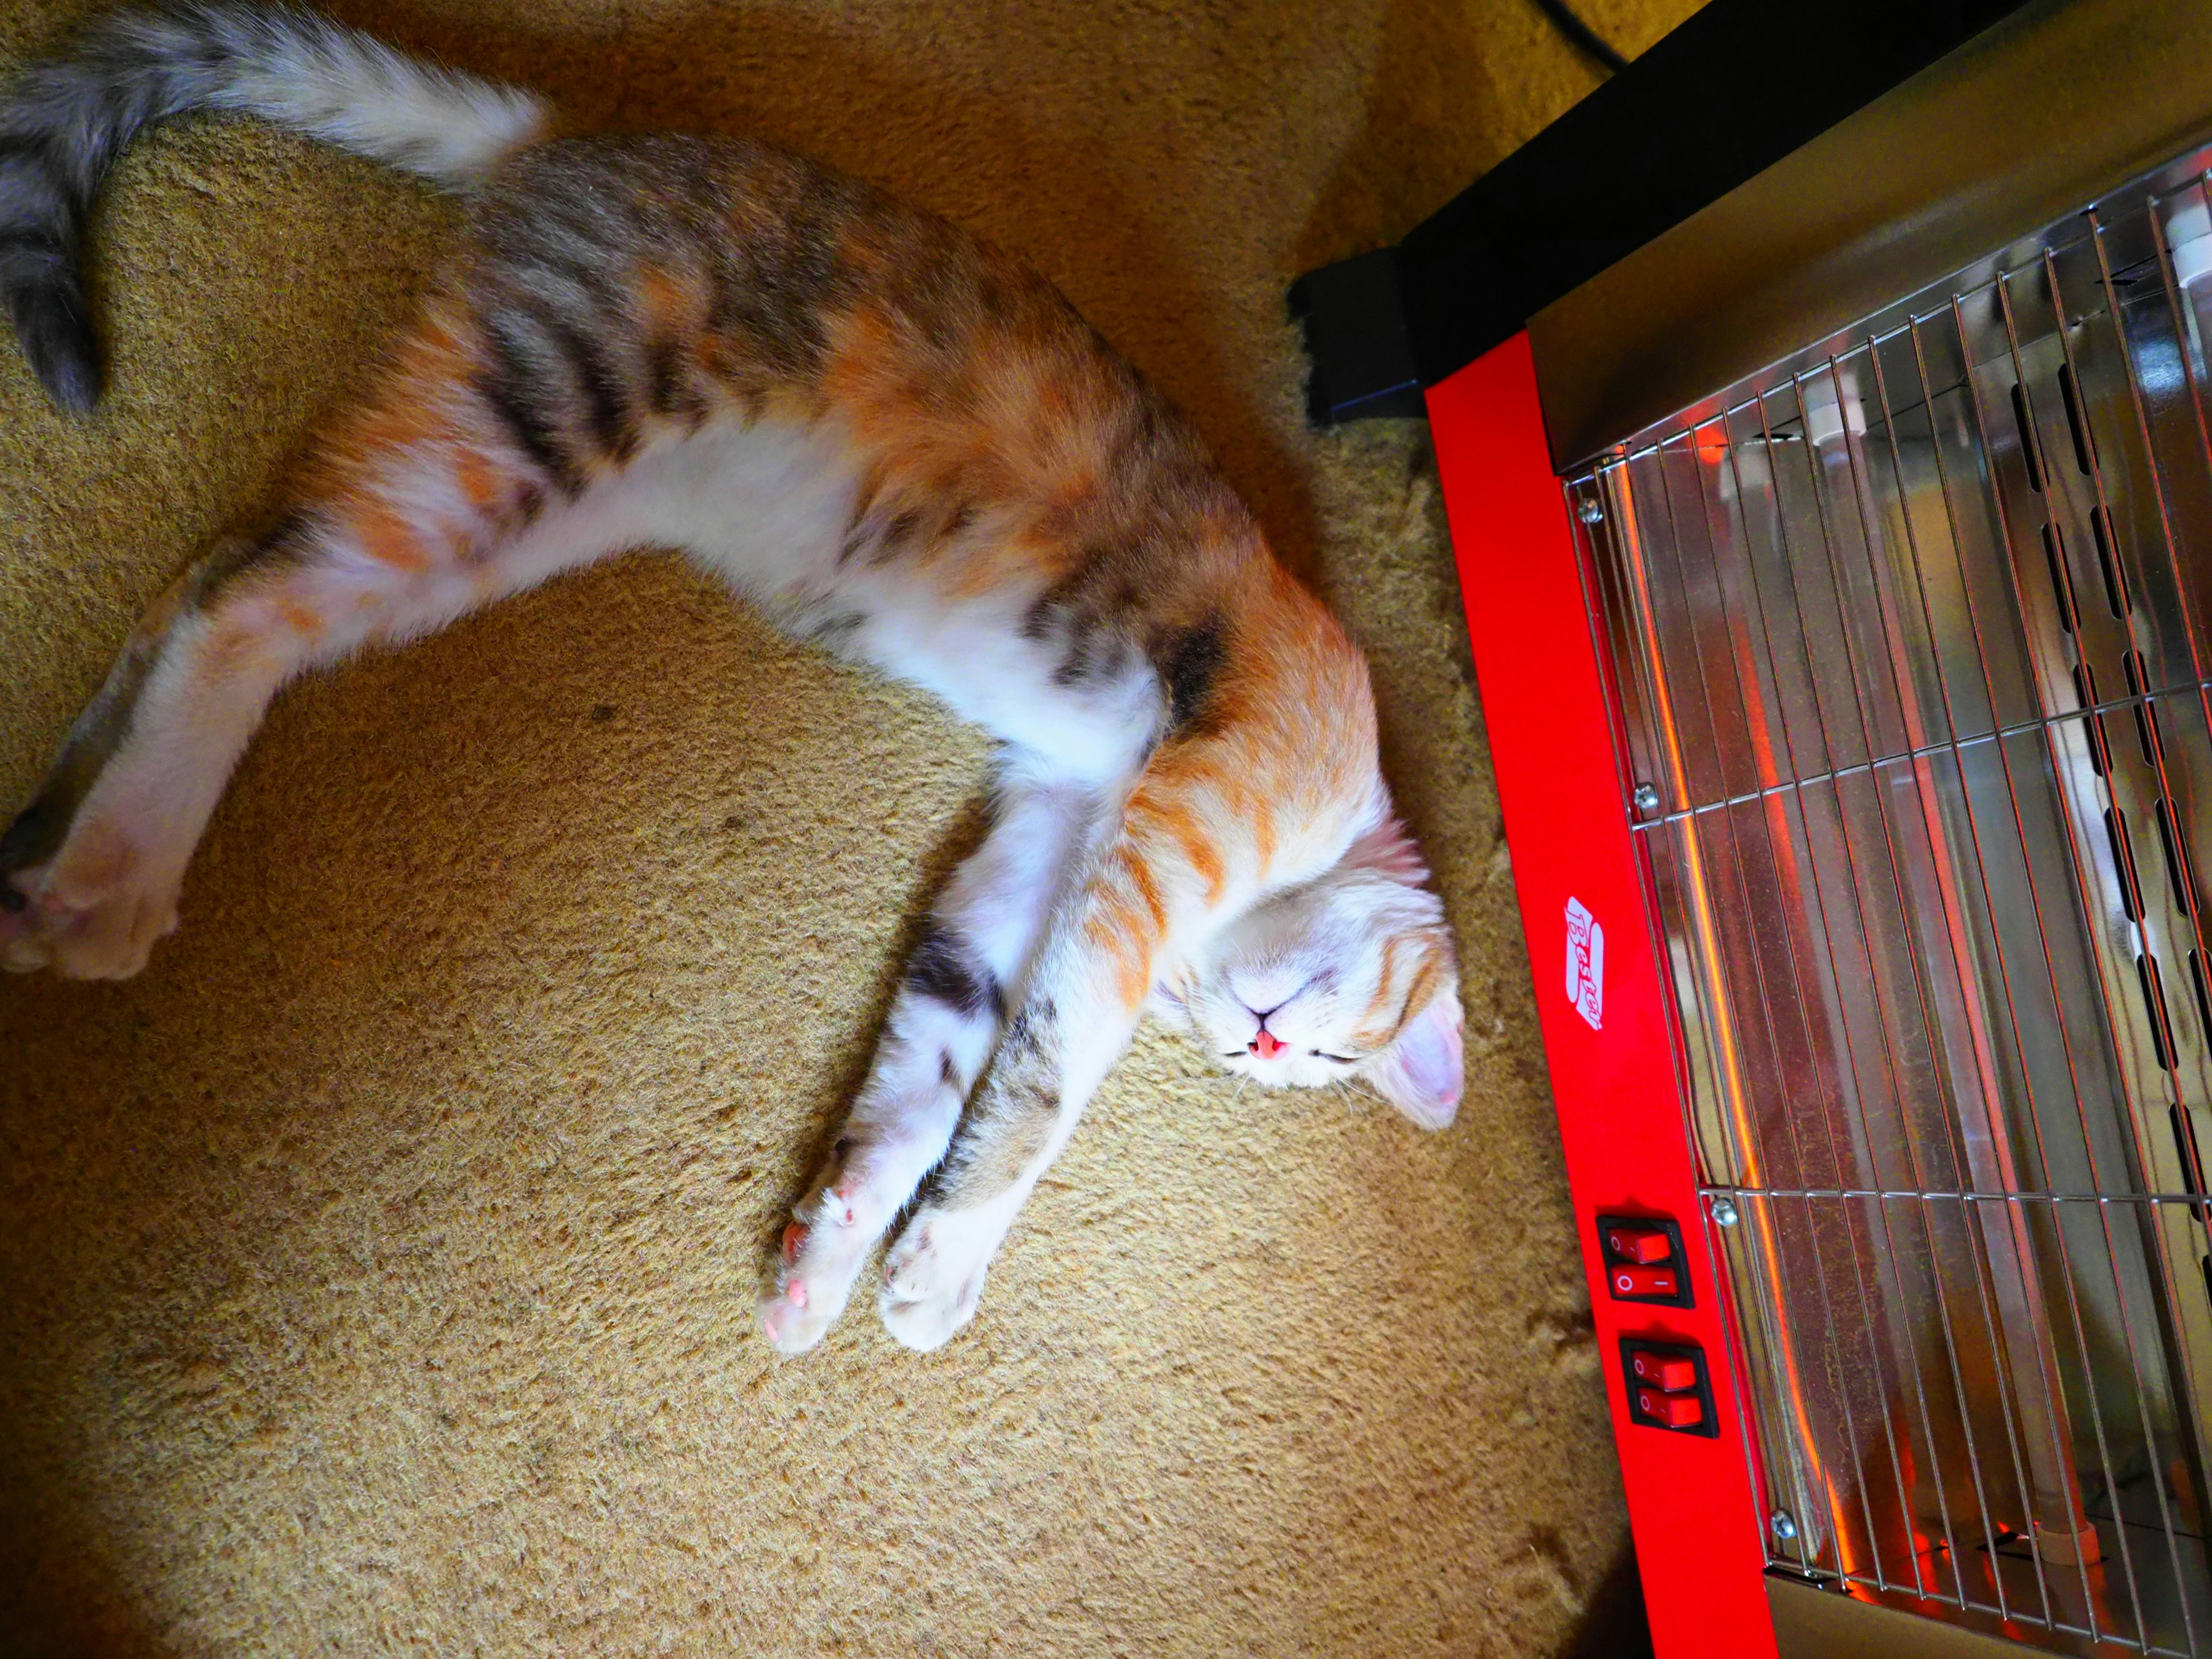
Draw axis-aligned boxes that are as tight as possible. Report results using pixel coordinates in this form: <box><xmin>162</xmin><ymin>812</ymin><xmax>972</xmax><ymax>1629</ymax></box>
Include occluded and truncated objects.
<box><xmin>0</xmin><ymin>2</ymin><xmax>552</xmax><ymax>415</ymax></box>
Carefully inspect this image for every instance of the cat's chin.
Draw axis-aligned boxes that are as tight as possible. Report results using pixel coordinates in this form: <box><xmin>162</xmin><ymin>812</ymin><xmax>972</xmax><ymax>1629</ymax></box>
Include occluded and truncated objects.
<box><xmin>1213</xmin><ymin>1060</ymin><xmax>1300</xmax><ymax>1091</ymax></box>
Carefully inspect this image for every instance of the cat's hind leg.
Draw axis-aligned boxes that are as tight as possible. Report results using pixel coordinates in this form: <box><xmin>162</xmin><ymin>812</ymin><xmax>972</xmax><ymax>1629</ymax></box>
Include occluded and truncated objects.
<box><xmin>1</xmin><ymin>293</ymin><xmax>632</xmax><ymax>977</ymax></box>
<box><xmin>0</xmin><ymin>520</ymin><xmax>320</xmax><ymax>978</ymax></box>
<box><xmin>760</xmin><ymin>766</ymin><xmax>1099</xmax><ymax>1354</ymax></box>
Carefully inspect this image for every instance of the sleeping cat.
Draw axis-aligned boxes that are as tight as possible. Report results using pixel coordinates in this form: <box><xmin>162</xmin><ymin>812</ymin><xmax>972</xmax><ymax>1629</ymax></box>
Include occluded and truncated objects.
<box><xmin>0</xmin><ymin>2</ymin><xmax>1464</xmax><ymax>1353</ymax></box>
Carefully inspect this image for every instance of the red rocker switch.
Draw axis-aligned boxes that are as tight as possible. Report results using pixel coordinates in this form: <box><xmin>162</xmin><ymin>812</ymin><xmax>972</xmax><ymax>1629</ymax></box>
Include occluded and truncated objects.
<box><xmin>1604</xmin><ymin>1224</ymin><xmax>1672</xmax><ymax>1264</ymax></box>
<box><xmin>1627</xmin><ymin>1350</ymin><xmax>1698</xmax><ymax>1392</ymax></box>
<box><xmin>1611</xmin><ymin>1264</ymin><xmax>1681</xmax><ymax>1299</ymax></box>
<box><xmin>1594</xmin><ymin>1213</ymin><xmax>1693</xmax><ymax>1308</ymax></box>
<box><xmin>1620</xmin><ymin>1339</ymin><xmax>1717</xmax><ymax>1438</ymax></box>
<box><xmin>1636</xmin><ymin>1388</ymin><xmax>1704</xmax><ymax>1430</ymax></box>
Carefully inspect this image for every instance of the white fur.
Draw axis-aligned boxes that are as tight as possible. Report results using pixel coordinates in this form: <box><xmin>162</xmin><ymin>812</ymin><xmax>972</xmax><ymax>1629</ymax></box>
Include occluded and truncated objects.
<box><xmin>879</xmin><ymin>1187</ymin><xmax>1029</xmax><ymax>1351</ymax></box>
<box><xmin>554</xmin><ymin>416</ymin><xmax>1166</xmax><ymax>786</ymax></box>
<box><xmin>194</xmin><ymin>10</ymin><xmax>551</xmax><ymax>185</ymax></box>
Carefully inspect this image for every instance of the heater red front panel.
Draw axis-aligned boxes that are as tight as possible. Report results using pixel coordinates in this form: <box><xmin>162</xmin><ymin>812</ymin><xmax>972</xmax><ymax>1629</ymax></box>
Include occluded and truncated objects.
<box><xmin>1426</xmin><ymin>335</ymin><xmax>1777</xmax><ymax>1659</ymax></box>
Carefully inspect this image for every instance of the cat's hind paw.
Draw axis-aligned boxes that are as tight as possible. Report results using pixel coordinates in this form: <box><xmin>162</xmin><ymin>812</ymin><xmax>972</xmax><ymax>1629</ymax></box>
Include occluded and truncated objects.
<box><xmin>1</xmin><ymin>812</ymin><xmax>181</xmax><ymax>980</ymax></box>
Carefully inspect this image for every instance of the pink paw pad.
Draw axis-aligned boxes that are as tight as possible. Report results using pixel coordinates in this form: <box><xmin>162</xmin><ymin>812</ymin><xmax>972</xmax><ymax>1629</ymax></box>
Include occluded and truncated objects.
<box><xmin>781</xmin><ymin>1221</ymin><xmax>806</xmax><ymax>1261</ymax></box>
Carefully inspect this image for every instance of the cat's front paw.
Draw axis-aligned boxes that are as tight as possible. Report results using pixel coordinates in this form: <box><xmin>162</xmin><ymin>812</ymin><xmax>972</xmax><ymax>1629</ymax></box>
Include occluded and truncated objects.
<box><xmin>757</xmin><ymin>1267</ymin><xmax>838</xmax><ymax>1356</ymax></box>
<box><xmin>757</xmin><ymin>1184</ymin><xmax>873</xmax><ymax>1356</ymax></box>
<box><xmin>878</xmin><ymin>1206</ymin><xmax>997</xmax><ymax>1351</ymax></box>
<box><xmin>2</xmin><ymin>806</ymin><xmax>181</xmax><ymax>980</ymax></box>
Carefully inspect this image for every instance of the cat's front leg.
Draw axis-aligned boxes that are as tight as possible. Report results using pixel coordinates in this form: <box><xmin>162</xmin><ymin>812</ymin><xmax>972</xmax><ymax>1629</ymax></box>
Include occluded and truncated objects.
<box><xmin>760</xmin><ymin>774</ymin><xmax>1095</xmax><ymax>1354</ymax></box>
<box><xmin>876</xmin><ymin>994</ymin><xmax>1093</xmax><ymax>1351</ymax></box>
<box><xmin>756</xmin><ymin>948</ymin><xmax>993</xmax><ymax>1356</ymax></box>
<box><xmin>877</xmin><ymin>847</ymin><xmax>1168</xmax><ymax>1352</ymax></box>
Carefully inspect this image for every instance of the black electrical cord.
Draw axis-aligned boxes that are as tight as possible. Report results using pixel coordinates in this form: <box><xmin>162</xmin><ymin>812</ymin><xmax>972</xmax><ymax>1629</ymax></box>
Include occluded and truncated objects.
<box><xmin>1533</xmin><ymin>0</ymin><xmax>1630</xmax><ymax>75</ymax></box>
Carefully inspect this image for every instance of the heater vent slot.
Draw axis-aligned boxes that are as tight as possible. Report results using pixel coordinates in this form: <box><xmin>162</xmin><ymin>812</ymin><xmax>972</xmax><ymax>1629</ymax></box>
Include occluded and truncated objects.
<box><xmin>2097</xmin><ymin>505</ymin><xmax>2131</xmax><ymax>619</ymax></box>
<box><xmin>2048</xmin><ymin>522</ymin><xmax>2082</xmax><ymax>634</ymax></box>
<box><xmin>2061</xmin><ymin>362</ymin><xmax>2098</xmax><ymax>475</ymax></box>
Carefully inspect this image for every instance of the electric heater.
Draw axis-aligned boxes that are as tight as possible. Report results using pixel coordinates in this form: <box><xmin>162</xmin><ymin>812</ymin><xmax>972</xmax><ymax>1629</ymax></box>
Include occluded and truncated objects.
<box><xmin>1296</xmin><ymin>1</ymin><xmax>2212</xmax><ymax>1652</ymax></box>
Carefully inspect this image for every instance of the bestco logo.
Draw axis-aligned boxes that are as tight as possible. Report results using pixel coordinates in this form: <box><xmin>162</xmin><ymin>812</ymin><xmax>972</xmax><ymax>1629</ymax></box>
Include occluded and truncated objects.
<box><xmin>1565</xmin><ymin>896</ymin><xmax>1604</xmax><ymax>1031</ymax></box>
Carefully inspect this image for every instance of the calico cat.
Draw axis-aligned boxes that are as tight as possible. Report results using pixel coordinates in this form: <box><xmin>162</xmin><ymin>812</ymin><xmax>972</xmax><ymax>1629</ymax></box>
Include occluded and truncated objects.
<box><xmin>0</xmin><ymin>3</ymin><xmax>1464</xmax><ymax>1353</ymax></box>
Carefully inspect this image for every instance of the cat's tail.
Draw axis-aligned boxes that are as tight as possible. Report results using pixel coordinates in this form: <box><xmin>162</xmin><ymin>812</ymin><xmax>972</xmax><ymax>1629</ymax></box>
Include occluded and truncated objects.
<box><xmin>0</xmin><ymin>2</ymin><xmax>553</xmax><ymax>414</ymax></box>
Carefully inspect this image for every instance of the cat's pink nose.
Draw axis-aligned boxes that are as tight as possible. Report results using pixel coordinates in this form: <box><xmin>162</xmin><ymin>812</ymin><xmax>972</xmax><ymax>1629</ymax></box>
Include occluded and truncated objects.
<box><xmin>1249</xmin><ymin>1029</ymin><xmax>1286</xmax><ymax>1059</ymax></box>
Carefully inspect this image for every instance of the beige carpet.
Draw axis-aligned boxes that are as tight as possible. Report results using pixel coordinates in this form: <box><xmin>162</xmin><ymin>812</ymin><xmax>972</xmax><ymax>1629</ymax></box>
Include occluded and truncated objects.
<box><xmin>0</xmin><ymin>0</ymin><xmax>1696</xmax><ymax>1652</ymax></box>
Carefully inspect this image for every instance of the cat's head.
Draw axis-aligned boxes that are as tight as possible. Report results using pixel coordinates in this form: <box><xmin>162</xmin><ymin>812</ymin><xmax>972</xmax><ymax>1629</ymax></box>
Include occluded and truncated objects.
<box><xmin>1160</xmin><ymin>818</ymin><xmax>1463</xmax><ymax>1128</ymax></box>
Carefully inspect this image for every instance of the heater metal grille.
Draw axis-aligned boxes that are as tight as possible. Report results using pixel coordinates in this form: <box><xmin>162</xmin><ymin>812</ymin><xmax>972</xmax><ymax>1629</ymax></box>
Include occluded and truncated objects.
<box><xmin>1577</xmin><ymin>143</ymin><xmax>2212</xmax><ymax>1654</ymax></box>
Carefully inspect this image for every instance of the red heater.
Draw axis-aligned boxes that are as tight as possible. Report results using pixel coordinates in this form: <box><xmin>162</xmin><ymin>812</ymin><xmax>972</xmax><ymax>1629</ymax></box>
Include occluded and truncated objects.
<box><xmin>1299</xmin><ymin>1</ymin><xmax>2212</xmax><ymax>1652</ymax></box>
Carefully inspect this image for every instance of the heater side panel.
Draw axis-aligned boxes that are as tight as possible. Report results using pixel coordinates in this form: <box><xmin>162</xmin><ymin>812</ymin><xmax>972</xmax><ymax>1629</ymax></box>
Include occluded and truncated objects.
<box><xmin>1426</xmin><ymin>333</ymin><xmax>1777</xmax><ymax>1659</ymax></box>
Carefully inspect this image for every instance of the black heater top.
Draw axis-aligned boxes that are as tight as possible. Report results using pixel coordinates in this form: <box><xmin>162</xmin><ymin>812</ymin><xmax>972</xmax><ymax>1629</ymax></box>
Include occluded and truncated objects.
<box><xmin>1290</xmin><ymin>0</ymin><xmax>2034</xmax><ymax>427</ymax></box>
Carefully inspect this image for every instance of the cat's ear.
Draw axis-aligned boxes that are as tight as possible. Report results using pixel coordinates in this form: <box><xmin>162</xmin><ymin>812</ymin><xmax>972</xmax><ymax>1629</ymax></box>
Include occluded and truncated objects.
<box><xmin>1365</xmin><ymin>991</ymin><xmax>1463</xmax><ymax>1130</ymax></box>
<box><xmin>1343</xmin><ymin>813</ymin><xmax>1430</xmax><ymax>888</ymax></box>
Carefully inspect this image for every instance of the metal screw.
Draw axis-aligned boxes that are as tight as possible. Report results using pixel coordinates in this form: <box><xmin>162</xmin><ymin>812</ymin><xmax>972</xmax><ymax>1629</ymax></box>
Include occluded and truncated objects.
<box><xmin>1631</xmin><ymin>782</ymin><xmax>1661</xmax><ymax>817</ymax></box>
<box><xmin>1711</xmin><ymin>1198</ymin><xmax>1740</xmax><ymax>1228</ymax></box>
<box><xmin>1577</xmin><ymin>497</ymin><xmax>1604</xmax><ymax>525</ymax></box>
<box><xmin>1771</xmin><ymin>1510</ymin><xmax>1799</xmax><ymax>1544</ymax></box>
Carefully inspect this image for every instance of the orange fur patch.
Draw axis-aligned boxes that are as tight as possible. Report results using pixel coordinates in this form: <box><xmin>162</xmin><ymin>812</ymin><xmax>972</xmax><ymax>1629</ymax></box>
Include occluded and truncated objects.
<box><xmin>302</xmin><ymin>300</ymin><xmax>490</xmax><ymax>517</ymax></box>
<box><xmin>453</xmin><ymin>448</ymin><xmax>502</xmax><ymax>513</ymax></box>
<box><xmin>199</xmin><ymin>615</ymin><xmax>285</xmax><ymax>687</ymax></box>
<box><xmin>1130</xmin><ymin>792</ymin><xmax>1225</xmax><ymax>904</ymax></box>
<box><xmin>1099</xmin><ymin>920</ymin><xmax>1152</xmax><ymax>1010</ymax></box>
<box><xmin>1123</xmin><ymin>846</ymin><xmax>1166</xmax><ymax>935</ymax></box>
<box><xmin>48</xmin><ymin>815</ymin><xmax>135</xmax><ymax>907</ymax></box>
<box><xmin>638</xmin><ymin>266</ymin><xmax>698</xmax><ymax>331</ymax></box>
<box><xmin>276</xmin><ymin>598</ymin><xmax>325</xmax><ymax>640</ymax></box>
<box><xmin>349</xmin><ymin>500</ymin><xmax>433</xmax><ymax>574</ymax></box>
<box><xmin>1363</xmin><ymin>936</ymin><xmax>1404</xmax><ymax>1027</ymax></box>
<box><xmin>1353</xmin><ymin>941</ymin><xmax>1445</xmax><ymax>1051</ymax></box>
<box><xmin>1398</xmin><ymin>946</ymin><xmax>1445</xmax><ymax>1035</ymax></box>
<box><xmin>1088</xmin><ymin>850</ymin><xmax>1170</xmax><ymax>1012</ymax></box>
<box><xmin>1249</xmin><ymin>787</ymin><xmax>1278</xmax><ymax>873</ymax></box>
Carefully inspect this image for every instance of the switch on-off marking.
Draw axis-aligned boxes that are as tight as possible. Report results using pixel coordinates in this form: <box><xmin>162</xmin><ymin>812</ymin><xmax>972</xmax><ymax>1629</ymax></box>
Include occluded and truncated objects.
<box><xmin>1611</xmin><ymin>1264</ymin><xmax>1679</xmax><ymax>1300</ymax></box>
<box><xmin>1628</xmin><ymin>1350</ymin><xmax>1698</xmax><ymax>1392</ymax></box>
